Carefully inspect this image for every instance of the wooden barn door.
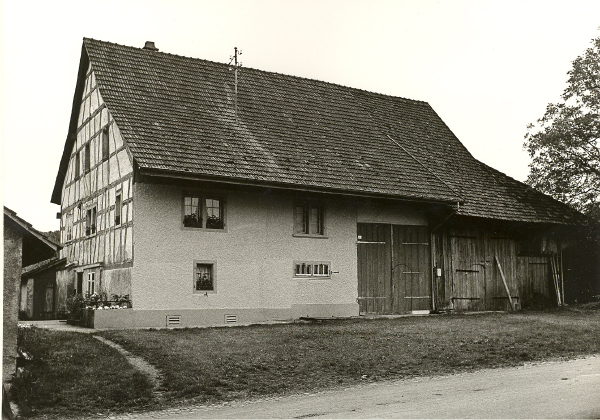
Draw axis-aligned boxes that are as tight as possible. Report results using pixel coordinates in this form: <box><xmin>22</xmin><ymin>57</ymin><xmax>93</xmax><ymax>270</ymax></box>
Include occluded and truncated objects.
<box><xmin>358</xmin><ymin>223</ymin><xmax>431</xmax><ymax>314</ymax></box>
<box><xmin>392</xmin><ymin>226</ymin><xmax>431</xmax><ymax>312</ymax></box>
<box><xmin>357</xmin><ymin>223</ymin><xmax>391</xmax><ymax>314</ymax></box>
<box><xmin>450</xmin><ymin>236</ymin><xmax>485</xmax><ymax>311</ymax></box>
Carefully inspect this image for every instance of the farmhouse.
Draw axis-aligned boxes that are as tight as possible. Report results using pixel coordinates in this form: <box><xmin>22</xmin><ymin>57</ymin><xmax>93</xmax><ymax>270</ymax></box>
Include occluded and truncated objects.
<box><xmin>51</xmin><ymin>38</ymin><xmax>594</xmax><ymax>328</ymax></box>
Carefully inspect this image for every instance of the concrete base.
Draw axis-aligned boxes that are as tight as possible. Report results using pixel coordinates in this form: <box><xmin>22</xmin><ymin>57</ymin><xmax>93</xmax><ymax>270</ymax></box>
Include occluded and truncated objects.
<box><xmin>86</xmin><ymin>303</ymin><xmax>360</xmax><ymax>329</ymax></box>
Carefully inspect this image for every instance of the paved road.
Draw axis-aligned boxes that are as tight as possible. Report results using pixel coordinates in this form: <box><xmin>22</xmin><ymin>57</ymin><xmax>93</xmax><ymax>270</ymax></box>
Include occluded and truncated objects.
<box><xmin>114</xmin><ymin>355</ymin><xmax>600</xmax><ymax>419</ymax></box>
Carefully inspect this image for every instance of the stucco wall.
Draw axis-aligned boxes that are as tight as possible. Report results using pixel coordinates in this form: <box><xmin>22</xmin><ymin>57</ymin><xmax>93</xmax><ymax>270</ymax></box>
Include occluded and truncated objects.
<box><xmin>132</xmin><ymin>183</ymin><xmax>360</xmax><ymax>315</ymax></box>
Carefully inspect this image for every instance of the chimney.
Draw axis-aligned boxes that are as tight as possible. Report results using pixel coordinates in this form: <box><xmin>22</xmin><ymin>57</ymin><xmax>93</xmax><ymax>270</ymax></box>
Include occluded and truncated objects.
<box><xmin>143</xmin><ymin>41</ymin><xmax>158</xmax><ymax>51</ymax></box>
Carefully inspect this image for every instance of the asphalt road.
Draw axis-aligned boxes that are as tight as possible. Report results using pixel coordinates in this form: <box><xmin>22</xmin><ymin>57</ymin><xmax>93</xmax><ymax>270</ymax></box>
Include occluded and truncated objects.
<box><xmin>115</xmin><ymin>356</ymin><xmax>600</xmax><ymax>419</ymax></box>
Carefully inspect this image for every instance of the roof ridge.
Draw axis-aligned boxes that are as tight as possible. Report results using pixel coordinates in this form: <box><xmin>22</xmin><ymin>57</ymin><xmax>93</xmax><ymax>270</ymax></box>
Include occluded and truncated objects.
<box><xmin>82</xmin><ymin>37</ymin><xmax>428</xmax><ymax>105</ymax></box>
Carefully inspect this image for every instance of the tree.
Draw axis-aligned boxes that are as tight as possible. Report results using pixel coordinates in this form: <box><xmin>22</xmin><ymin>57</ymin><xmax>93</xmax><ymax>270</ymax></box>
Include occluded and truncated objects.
<box><xmin>524</xmin><ymin>37</ymin><xmax>600</xmax><ymax>220</ymax></box>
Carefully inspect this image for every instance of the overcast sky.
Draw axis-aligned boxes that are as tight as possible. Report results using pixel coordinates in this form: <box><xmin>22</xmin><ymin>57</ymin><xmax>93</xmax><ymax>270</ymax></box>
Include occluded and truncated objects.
<box><xmin>2</xmin><ymin>0</ymin><xmax>600</xmax><ymax>231</ymax></box>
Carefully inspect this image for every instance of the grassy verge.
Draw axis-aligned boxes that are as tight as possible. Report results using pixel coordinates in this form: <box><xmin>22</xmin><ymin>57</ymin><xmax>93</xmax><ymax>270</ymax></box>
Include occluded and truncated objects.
<box><xmin>9</xmin><ymin>327</ymin><xmax>154</xmax><ymax>419</ymax></box>
<box><xmin>101</xmin><ymin>308</ymin><xmax>600</xmax><ymax>407</ymax></box>
<box><xmin>11</xmin><ymin>307</ymin><xmax>600</xmax><ymax>418</ymax></box>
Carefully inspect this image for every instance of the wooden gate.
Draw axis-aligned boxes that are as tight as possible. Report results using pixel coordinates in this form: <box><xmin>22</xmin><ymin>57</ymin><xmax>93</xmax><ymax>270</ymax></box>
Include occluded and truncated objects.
<box><xmin>357</xmin><ymin>223</ymin><xmax>431</xmax><ymax>314</ymax></box>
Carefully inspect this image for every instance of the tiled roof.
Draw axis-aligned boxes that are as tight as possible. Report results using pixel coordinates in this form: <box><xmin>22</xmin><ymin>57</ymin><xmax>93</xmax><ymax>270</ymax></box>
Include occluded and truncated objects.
<box><xmin>52</xmin><ymin>38</ymin><xmax>588</xmax><ymax>225</ymax></box>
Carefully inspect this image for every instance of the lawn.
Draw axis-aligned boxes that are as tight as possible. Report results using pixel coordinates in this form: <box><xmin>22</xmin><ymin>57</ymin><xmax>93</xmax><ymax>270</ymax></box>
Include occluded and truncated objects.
<box><xmin>11</xmin><ymin>307</ymin><xmax>600</xmax><ymax>418</ymax></box>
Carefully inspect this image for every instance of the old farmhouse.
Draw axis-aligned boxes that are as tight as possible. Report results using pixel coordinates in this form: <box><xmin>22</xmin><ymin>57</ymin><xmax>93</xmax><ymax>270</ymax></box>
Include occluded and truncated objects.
<box><xmin>51</xmin><ymin>38</ymin><xmax>594</xmax><ymax>328</ymax></box>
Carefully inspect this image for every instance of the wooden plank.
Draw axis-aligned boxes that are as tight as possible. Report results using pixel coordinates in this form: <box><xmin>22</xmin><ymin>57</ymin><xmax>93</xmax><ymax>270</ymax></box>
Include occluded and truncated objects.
<box><xmin>495</xmin><ymin>255</ymin><xmax>514</xmax><ymax>311</ymax></box>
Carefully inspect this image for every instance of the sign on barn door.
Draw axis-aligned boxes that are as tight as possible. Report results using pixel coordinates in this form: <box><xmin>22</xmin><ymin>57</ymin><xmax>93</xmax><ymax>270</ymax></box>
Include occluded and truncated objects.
<box><xmin>357</xmin><ymin>223</ymin><xmax>431</xmax><ymax>314</ymax></box>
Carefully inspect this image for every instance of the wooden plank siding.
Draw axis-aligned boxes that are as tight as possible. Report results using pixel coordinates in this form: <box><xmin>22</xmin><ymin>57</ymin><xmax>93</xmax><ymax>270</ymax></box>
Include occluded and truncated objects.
<box><xmin>433</xmin><ymin>221</ymin><xmax>556</xmax><ymax>312</ymax></box>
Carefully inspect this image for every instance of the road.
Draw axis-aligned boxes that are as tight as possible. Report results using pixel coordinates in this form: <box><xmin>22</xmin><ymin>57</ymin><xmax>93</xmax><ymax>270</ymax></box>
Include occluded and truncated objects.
<box><xmin>113</xmin><ymin>356</ymin><xmax>599</xmax><ymax>419</ymax></box>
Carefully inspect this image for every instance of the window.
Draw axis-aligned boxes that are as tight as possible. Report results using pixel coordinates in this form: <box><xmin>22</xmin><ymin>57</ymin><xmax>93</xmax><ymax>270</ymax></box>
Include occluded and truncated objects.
<box><xmin>76</xmin><ymin>272</ymin><xmax>83</xmax><ymax>294</ymax></box>
<box><xmin>86</xmin><ymin>206</ymin><xmax>97</xmax><ymax>236</ymax></box>
<box><xmin>294</xmin><ymin>202</ymin><xmax>324</xmax><ymax>236</ymax></box>
<box><xmin>102</xmin><ymin>128</ymin><xmax>109</xmax><ymax>161</ymax></box>
<box><xmin>65</xmin><ymin>211</ymin><xmax>73</xmax><ymax>242</ymax></box>
<box><xmin>84</xmin><ymin>143</ymin><xmax>91</xmax><ymax>173</ymax></box>
<box><xmin>183</xmin><ymin>194</ymin><xmax>224</xmax><ymax>229</ymax></box>
<box><xmin>87</xmin><ymin>272</ymin><xmax>95</xmax><ymax>295</ymax></box>
<box><xmin>75</xmin><ymin>151</ymin><xmax>81</xmax><ymax>178</ymax></box>
<box><xmin>115</xmin><ymin>194</ymin><xmax>122</xmax><ymax>226</ymax></box>
<box><xmin>294</xmin><ymin>261</ymin><xmax>330</xmax><ymax>278</ymax></box>
<box><xmin>194</xmin><ymin>263</ymin><xmax>215</xmax><ymax>292</ymax></box>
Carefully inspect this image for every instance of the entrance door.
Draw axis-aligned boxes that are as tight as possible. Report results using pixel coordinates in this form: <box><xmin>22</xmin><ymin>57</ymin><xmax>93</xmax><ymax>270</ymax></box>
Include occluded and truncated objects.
<box><xmin>357</xmin><ymin>223</ymin><xmax>431</xmax><ymax>314</ymax></box>
<box><xmin>450</xmin><ymin>236</ymin><xmax>485</xmax><ymax>311</ymax></box>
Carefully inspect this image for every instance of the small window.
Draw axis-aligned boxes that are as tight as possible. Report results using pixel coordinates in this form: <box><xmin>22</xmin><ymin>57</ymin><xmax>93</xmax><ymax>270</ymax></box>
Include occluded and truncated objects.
<box><xmin>115</xmin><ymin>194</ymin><xmax>122</xmax><ymax>226</ymax></box>
<box><xmin>184</xmin><ymin>195</ymin><xmax>202</xmax><ymax>227</ymax></box>
<box><xmin>183</xmin><ymin>194</ymin><xmax>224</xmax><ymax>229</ymax></box>
<box><xmin>205</xmin><ymin>198</ymin><xmax>223</xmax><ymax>229</ymax></box>
<box><xmin>294</xmin><ymin>261</ymin><xmax>331</xmax><ymax>278</ymax></box>
<box><xmin>76</xmin><ymin>272</ymin><xmax>83</xmax><ymax>294</ymax></box>
<box><xmin>102</xmin><ymin>128</ymin><xmax>109</xmax><ymax>161</ymax></box>
<box><xmin>75</xmin><ymin>151</ymin><xmax>81</xmax><ymax>178</ymax></box>
<box><xmin>194</xmin><ymin>263</ymin><xmax>215</xmax><ymax>292</ymax></box>
<box><xmin>65</xmin><ymin>211</ymin><xmax>73</xmax><ymax>242</ymax></box>
<box><xmin>86</xmin><ymin>206</ymin><xmax>97</xmax><ymax>236</ymax></box>
<box><xmin>87</xmin><ymin>272</ymin><xmax>95</xmax><ymax>295</ymax></box>
<box><xmin>294</xmin><ymin>202</ymin><xmax>324</xmax><ymax>236</ymax></box>
<box><xmin>84</xmin><ymin>143</ymin><xmax>91</xmax><ymax>173</ymax></box>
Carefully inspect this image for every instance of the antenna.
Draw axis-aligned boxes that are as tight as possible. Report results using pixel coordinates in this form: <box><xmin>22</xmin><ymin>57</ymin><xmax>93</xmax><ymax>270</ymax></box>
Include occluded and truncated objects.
<box><xmin>229</xmin><ymin>47</ymin><xmax>243</xmax><ymax>120</ymax></box>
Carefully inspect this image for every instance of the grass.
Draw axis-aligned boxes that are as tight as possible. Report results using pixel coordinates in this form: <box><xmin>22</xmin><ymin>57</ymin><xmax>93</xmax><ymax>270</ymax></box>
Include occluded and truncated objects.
<box><xmin>11</xmin><ymin>307</ymin><xmax>600</xmax><ymax>418</ymax></box>
<box><xmin>9</xmin><ymin>327</ymin><xmax>155</xmax><ymax>419</ymax></box>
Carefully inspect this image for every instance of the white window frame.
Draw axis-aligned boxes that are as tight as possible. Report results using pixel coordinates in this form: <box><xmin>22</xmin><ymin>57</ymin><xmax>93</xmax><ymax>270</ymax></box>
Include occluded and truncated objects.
<box><xmin>87</xmin><ymin>272</ymin><xmax>95</xmax><ymax>295</ymax></box>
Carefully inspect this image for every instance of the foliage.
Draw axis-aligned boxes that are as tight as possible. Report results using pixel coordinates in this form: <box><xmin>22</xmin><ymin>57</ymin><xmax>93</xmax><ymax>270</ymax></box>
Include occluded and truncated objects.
<box><xmin>524</xmin><ymin>37</ymin><xmax>600</xmax><ymax>219</ymax></box>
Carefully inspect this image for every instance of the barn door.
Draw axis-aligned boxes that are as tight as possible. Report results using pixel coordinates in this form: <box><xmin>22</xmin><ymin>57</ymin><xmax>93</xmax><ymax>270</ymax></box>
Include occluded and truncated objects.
<box><xmin>393</xmin><ymin>226</ymin><xmax>431</xmax><ymax>312</ymax></box>
<box><xmin>450</xmin><ymin>236</ymin><xmax>485</xmax><ymax>311</ymax></box>
<box><xmin>358</xmin><ymin>223</ymin><xmax>431</xmax><ymax>314</ymax></box>
<box><xmin>357</xmin><ymin>224</ymin><xmax>391</xmax><ymax>314</ymax></box>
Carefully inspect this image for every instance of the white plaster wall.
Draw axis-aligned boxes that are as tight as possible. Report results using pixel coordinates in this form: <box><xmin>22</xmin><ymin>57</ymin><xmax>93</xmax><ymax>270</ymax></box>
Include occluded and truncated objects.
<box><xmin>132</xmin><ymin>183</ymin><xmax>359</xmax><ymax>311</ymax></box>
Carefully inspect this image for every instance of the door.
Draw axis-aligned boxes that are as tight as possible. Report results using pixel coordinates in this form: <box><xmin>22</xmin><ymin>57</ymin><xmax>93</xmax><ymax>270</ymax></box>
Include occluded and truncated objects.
<box><xmin>450</xmin><ymin>236</ymin><xmax>485</xmax><ymax>311</ymax></box>
<box><xmin>357</xmin><ymin>223</ymin><xmax>391</xmax><ymax>314</ymax></box>
<box><xmin>393</xmin><ymin>225</ymin><xmax>431</xmax><ymax>312</ymax></box>
<box><xmin>357</xmin><ymin>223</ymin><xmax>432</xmax><ymax>314</ymax></box>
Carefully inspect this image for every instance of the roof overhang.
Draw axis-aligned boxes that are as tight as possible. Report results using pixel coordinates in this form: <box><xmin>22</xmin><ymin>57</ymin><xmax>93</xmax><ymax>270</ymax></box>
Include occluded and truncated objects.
<box><xmin>139</xmin><ymin>167</ymin><xmax>462</xmax><ymax>207</ymax></box>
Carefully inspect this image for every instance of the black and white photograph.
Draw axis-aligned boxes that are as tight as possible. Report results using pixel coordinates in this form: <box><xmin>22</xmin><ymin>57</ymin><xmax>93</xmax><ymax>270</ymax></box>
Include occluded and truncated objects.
<box><xmin>3</xmin><ymin>1</ymin><xmax>599</xmax><ymax>418</ymax></box>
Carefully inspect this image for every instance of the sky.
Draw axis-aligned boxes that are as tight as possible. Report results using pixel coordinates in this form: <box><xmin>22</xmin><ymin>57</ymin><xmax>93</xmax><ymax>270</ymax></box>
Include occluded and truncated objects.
<box><xmin>2</xmin><ymin>0</ymin><xmax>600</xmax><ymax>232</ymax></box>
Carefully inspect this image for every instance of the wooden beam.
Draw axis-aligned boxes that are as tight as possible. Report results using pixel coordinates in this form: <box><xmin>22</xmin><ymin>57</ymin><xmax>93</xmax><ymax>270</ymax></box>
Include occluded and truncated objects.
<box><xmin>494</xmin><ymin>255</ymin><xmax>514</xmax><ymax>311</ymax></box>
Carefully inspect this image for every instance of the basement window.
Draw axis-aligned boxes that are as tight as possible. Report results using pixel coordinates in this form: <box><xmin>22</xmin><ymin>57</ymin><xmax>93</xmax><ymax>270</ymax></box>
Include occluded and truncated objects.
<box><xmin>194</xmin><ymin>262</ymin><xmax>215</xmax><ymax>293</ymax></box>
<box><xmin>294</xmin><ymin>261</ymin><xmax>331</xmax><ymax>278</ymax></box>
<box><xmin>183</xmin><ymin>194</ymin><xmax>224</xmax><ymax>229</ymax></box>
<box><xmin>293</xmin><ymin>202</ymin><xmax>325</xmax><ymax>236</ymax></box>
<box><xmin>86</xmin><ymin>206</ymin><xmax>97</xmax><ymax>236</ymax></box>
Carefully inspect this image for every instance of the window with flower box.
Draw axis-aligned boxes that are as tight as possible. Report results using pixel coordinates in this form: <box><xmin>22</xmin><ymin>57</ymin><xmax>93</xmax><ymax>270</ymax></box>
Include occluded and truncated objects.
<box><xmin>194</xmin><ymin>262</ymin><xmax>216</xmax><ymax>293</ymax></box>
<box><xmin>183</xmin><ymin>194</ymin><xmax>224</xmax><ymax>229</ymax></box>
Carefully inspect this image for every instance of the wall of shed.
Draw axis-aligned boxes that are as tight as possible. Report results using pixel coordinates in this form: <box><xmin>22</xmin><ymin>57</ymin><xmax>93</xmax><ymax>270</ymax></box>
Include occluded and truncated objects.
<box><xmin>433</xmin><ymin>220</ymin><xmax>561</xmax><ymax>311</ymax></box>
<box><xmin>4</xmin><ymin>218</ymin><xmax>22</xmax><ymax>384</ymax></box>
<box><xmin>57</xmin><ymin>66</ymin><xmax>133</xmax><ymax>306</ymax></box>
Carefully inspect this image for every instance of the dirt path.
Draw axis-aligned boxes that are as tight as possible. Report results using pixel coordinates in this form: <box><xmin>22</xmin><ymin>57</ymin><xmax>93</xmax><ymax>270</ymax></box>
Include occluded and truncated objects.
<box><xmin>110</xmin><ymin>355</ymin><xmax>600</xmax><ymax>419</ymax></box>
<box><xmin>92</xmin><ymin>336</ymin><xmax>165</xmax><ymax>401</ymax></box>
